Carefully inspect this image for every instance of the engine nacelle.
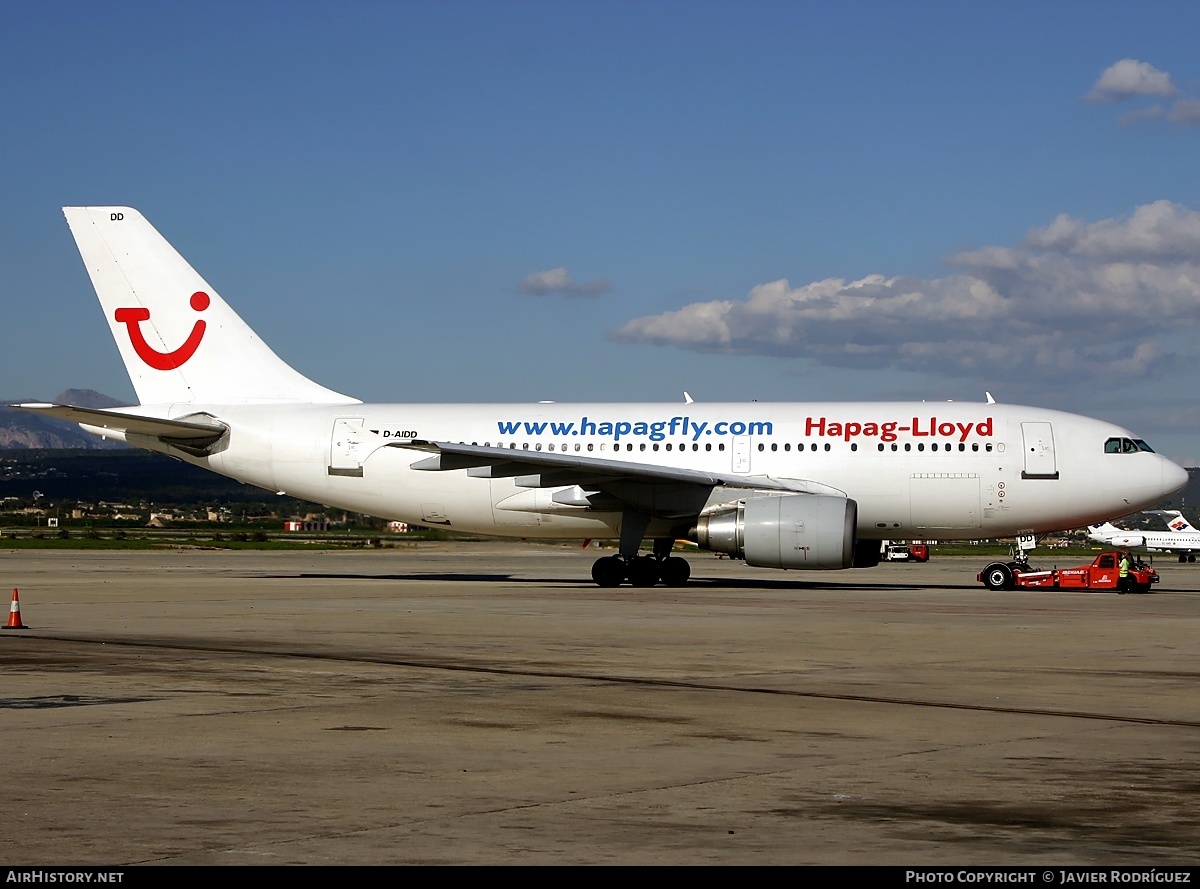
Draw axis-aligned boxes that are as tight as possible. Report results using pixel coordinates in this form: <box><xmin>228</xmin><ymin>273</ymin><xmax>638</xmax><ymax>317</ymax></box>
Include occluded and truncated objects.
<box><xmin>691</xmin><ymin>494</ymin><xmax>857</xmax><ymax>570</ymax></box>
<box><xmin>1109</xmin><ymin>534</ymin><xmax>1146</xmax><ymax>547</ymax></box>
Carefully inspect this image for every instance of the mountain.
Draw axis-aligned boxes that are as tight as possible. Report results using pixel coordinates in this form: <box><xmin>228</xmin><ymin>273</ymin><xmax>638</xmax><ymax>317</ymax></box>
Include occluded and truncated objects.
<box><xmin>0</xmin><ymin>390</ymin><xmax>130</xmax><ymax>449</ymax></box>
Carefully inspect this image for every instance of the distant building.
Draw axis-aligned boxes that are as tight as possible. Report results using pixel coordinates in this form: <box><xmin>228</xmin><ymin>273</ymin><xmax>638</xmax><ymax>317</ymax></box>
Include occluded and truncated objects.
<box><xmin>386</xmin><ymin>521</ymin><xmax>410</xmax><ymax>533</ymax></box>
<box><xmin>284</xmin><ymin>520</ymin><xmax>329</xmax><ymax>532</ymax></box>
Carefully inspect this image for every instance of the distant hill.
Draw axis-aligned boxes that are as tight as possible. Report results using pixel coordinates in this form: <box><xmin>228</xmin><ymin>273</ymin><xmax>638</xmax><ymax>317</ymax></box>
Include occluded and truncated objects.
<box><xmin>0</xmin><ymin>390</ymin><xmax>129</xmax><ymax>449</ymax></box>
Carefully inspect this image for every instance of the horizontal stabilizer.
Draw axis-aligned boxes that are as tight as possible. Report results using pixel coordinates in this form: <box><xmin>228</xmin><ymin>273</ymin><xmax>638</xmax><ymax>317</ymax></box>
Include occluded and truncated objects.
<box><xmin>11</xmin><ymin>403</ymin><xmax>227</xmax><ymax>440</ymax></box>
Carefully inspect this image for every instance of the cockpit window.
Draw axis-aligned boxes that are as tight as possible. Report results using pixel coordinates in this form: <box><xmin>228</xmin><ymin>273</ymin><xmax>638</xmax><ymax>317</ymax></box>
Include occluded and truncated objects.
<box><xmin>1105</xmin><ymin>437</ymin><xmax>1154</xmax><ymax>454</ymax></box>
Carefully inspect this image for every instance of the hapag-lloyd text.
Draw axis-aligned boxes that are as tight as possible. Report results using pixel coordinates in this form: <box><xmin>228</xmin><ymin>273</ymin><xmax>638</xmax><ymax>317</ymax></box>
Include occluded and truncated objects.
<box><xmin>807</xmin><ymin>416</ymin><xmax>994</xmax><ymax>443</ymax></box>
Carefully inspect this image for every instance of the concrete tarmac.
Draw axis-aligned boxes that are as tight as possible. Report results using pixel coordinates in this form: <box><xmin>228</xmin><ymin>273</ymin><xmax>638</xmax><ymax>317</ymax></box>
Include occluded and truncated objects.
<box><xmin>2</xmin><ymin>543</ymin><xmax>1199</xmax><ymax>865</ymax></box>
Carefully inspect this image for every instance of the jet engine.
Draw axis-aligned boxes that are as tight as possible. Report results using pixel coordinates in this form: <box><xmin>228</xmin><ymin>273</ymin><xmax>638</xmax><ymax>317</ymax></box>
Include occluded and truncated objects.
<box><xmin>1108</xmin><ymin>534</ymin><xmax>1146</xmax><ymax>547</ymax></box>
<box><xmin>690</xmin><ymin>494</ymin><xmax>857</xmax><ymax>569</ymax></box>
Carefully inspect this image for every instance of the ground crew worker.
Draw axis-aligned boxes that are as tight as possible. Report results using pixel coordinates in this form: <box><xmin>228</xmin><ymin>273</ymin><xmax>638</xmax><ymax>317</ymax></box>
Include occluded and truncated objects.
<box><xmin>1119</xmin><ymin>551</ymin><xmax>1133</xmax><ymax>594</ymax></box>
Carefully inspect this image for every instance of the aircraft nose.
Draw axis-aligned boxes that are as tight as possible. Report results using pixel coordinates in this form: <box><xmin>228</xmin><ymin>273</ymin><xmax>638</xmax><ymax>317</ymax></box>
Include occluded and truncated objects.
<box><xmin>1163</xmin><ymin>458</ymin><xmax>1190</xmax><ymax>496</ymax></box>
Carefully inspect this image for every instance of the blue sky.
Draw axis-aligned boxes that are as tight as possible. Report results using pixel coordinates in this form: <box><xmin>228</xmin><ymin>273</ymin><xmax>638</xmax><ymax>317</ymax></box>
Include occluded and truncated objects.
<box><xmin>4</xmin><ymin>1</ymin><xmax>1200</xmax><ymax>462</ymax></box>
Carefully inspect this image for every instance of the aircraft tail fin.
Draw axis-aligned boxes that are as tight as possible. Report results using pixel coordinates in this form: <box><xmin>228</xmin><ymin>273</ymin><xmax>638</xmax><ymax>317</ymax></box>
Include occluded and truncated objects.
<box><xmin>1087</xmin><ymin>521</ymin><xmax>1122</xmax><ymax>542</ymax></box>
<box><xmin>1146</xmin><ymin>510</ymin><xmax>1199</xmax><ymax>533</ymax></box>
<box><xmin>63</xmin><ymin>207</ymin><xmax>360</xmax><ymax>407</ymax></box>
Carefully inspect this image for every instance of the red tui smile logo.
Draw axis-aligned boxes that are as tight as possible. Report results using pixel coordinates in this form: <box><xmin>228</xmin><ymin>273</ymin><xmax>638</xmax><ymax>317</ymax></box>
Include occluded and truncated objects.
<box><xmin>115</xmin><ymin>291</ymin><xmax>209</xmax><ymax>370</ymax></box>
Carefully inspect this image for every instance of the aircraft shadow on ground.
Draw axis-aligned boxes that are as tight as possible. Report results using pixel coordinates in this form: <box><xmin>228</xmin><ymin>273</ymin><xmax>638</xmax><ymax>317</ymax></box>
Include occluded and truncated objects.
<box><xmin>263</xmin><ymin>570</ymin><xmax>1199</xmax><ymax>593</ymax></box>
<box><xmin>272</xmin><ymin>571</ymin><xmax>971</xmax><ymax>592</ymax></box>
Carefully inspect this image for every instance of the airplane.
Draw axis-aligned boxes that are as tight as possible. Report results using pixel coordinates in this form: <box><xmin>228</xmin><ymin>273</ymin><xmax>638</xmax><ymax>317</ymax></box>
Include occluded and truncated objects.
<box><xmin>1088</xmin><ymin>510</ymin><xmax>1200</xmax><ymax>562</ymax></box>
<box><xmin>10</xmin><ymin>207</ymin><xmax>1189</xmax><ymax>587</ymax></box>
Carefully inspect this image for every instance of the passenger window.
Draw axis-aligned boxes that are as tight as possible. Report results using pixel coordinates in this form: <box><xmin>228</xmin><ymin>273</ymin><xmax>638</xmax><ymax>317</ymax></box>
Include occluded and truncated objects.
<box><xmin>1100</xmin><ymin>555</ymin><xmax>1115</xmax><ymax>568</ymax></box>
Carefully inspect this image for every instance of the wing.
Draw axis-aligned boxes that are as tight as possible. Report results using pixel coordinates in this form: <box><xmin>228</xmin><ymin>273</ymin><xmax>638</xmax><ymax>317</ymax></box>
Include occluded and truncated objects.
<box><xmin>396</xmin><ymin>439</ymin><xmax>844</xmax><ymax>520</ymax></box>
<box><xmin>400</xmin><ymin>439</ymin><xmax>843</xmax><ymax>493</ymax></box>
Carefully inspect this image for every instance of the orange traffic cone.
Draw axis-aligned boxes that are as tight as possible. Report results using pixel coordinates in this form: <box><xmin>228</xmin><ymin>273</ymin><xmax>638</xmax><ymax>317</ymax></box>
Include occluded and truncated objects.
<box><xmin>4</xmin><ymin>588</ymin><xmax>27</xmax><ymax>630</ymax></box>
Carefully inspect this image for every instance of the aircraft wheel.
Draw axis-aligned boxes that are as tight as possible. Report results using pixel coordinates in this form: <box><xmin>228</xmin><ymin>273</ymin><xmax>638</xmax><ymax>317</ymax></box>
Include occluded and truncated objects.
<box><xmin>1190</xmin><ymin>555</ymin><xmax>1196</xmax><ymax>564</ymax></box>
<box><xmin>1180</xmin><ymin>555</ymin><xmax>1188</xmax><ymax>563</ymax></box>
<box><xmin>627</xmin><ymin>556</ymin><xmax>661</xmax><ymax>587</ymax></box>
<box><xmin>591</xmin><ymin>556</ymin><xmax>626</xmax><ymax>588</ymax></box>
<box><xmin>981</xmin><ymin>563</ymin><xmax>1012</xmax><ymax>591</ymax></box>
<box><xmin>659</xmin><ymin>556</ymin><xmax>691</xmax><ymax>587</ymax></box>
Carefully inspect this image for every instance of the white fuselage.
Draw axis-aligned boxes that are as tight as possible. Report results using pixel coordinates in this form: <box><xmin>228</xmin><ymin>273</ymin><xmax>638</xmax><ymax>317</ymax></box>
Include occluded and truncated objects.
<box><xmin>1089</xmin><ymin>527</ymin><xmax>1200</xmax><ymax>554</ymax></box>
<box><xmin>126</xmin><ymin>400</ymin><xmax>1184</xmax><ymax>541</ymax></box>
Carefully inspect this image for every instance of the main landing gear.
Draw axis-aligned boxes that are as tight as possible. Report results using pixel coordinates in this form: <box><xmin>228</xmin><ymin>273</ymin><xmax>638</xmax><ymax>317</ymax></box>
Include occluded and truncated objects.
<box><xmin>591</xmin><ymin>553</ymin><xmax>692</xmax><ymax>587</ymax></box>
<box><xmin>590</xmin><ymin>509</ymin><xmax>692</xmax><ymax>587</ymax></box>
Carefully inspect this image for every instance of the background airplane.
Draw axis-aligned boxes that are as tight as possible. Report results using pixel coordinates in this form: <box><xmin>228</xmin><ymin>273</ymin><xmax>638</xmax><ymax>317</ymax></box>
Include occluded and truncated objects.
<box><xmin>1088</xmin><ymin>510</ymin><xmax>1200</xmax><ymax>562</ymax></box>
<box><xmin>11</xmin><ymin>207</ymin><xmax>1189</xmax><ymax>586</ymax></box>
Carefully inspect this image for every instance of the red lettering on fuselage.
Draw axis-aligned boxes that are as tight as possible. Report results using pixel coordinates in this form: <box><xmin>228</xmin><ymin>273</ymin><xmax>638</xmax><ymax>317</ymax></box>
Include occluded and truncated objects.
<box><xmin>804</xmin><ymin>416</ymin><xmax>993</xmax><ymax>443</ymax></box>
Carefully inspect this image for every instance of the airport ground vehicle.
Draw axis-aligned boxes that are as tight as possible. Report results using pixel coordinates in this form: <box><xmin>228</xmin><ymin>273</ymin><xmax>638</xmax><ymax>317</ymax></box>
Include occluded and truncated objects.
<box><xmin>978</xmin><ymin>551</ymin><xmax>1158</xmax><ymax>593</ymax></box>
<box><xmin>884</xmin><ymin>544</ymin><xmax>929</xmax><ymax>562</ymax></box>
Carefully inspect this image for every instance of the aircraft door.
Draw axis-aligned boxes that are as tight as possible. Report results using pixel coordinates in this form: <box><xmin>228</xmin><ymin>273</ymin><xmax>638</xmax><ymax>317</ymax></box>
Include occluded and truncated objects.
<box><xmin>329</xmin><ymin>417</ymin><xmax>366</xmax><ymax>477</ymax></box>
<box><xmin>1021</xmin><ymin>422</ymin><xmax>1058</xmax><ymax>479</ymax></box>
<box><xmin>732</xmin><ymin>435</ymin><xmax>751</xmax><ymax>473</ymax></box>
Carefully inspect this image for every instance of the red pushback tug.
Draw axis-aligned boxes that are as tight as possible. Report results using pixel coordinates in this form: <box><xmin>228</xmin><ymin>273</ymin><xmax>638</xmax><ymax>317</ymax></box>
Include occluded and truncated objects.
<box><xmin>978</xmin><ymin>551</ymin><xmax>1158</xmax><ymax>593</ymax></box>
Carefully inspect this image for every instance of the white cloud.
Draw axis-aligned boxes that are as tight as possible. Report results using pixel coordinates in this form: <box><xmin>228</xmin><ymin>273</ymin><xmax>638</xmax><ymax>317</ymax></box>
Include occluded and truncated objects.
<box><xmin>1023</xmin><ymin>200</ymin><xmax>1200</xmax><ymax>260</ymax></box>
<box><xmin>517</xmin><ymin>267</ymin><xmax>612</xmax><ymax>298</ymax></box>
<box><xmin>1089</xmin><ymin>59</ymin><xmax>1200</xmax><ymax>129</ymax></box>
<box><xmin>1088</xmin><ymin>59</ymin><xmax>1176</xmax><ymax>103</ymax></box>
<box><xmin>610</xmin><ymin>201</ymin><xmax>1200</xmax><ymax>386</ymax></box>
<box><xmin>1168</xmin><ymin>98</ymin><xmax>1200</xmax><ymax>125</ymax></box>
